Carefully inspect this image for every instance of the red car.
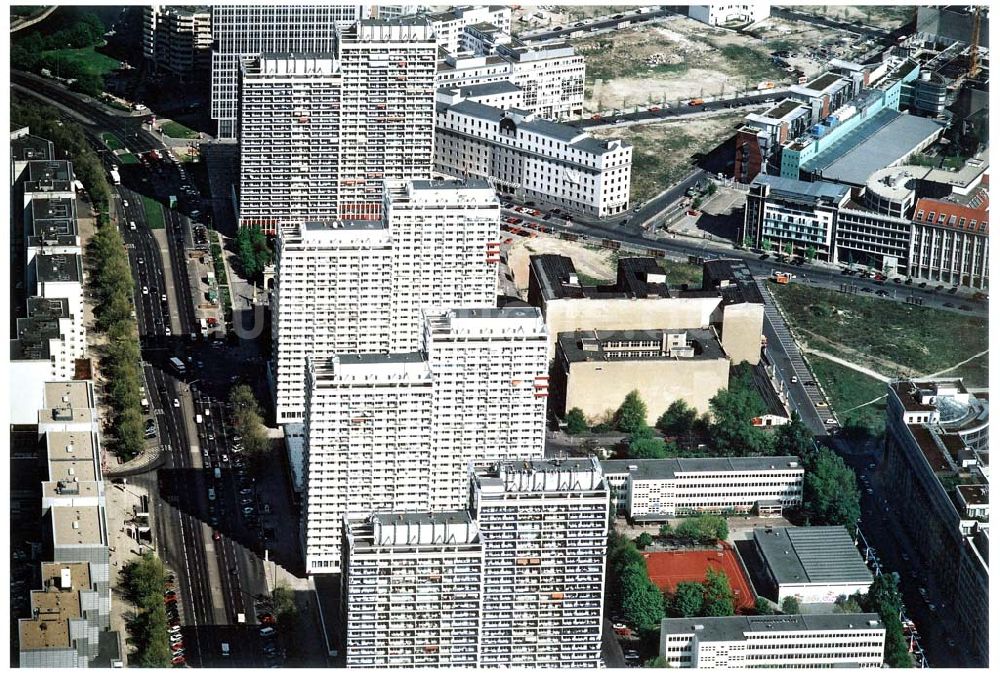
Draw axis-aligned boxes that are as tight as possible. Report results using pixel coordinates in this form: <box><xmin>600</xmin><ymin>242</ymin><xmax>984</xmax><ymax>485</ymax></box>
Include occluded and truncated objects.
<box><xmin>259</xmin><ymin>614</ymin><xmax>276</xmax><ymax>625</ymax></box>
<box><xmin>648</xmin><ymin>106</ymin><xmax>660</xmax><ymax>112</ymax></box>
<box><xmin>504</xmin><ymin>217</ymin><xmax>518</xmax><ymax>224</ymax></box>
<box><xmin>591</xmin><ymin>114</ymin><xmax>602</xmax><ymax>120</ymax></box>
<box><xmin>171</xmin><ymin>656</ymin><xmax>186</xmax><ymax>665</ymax></box>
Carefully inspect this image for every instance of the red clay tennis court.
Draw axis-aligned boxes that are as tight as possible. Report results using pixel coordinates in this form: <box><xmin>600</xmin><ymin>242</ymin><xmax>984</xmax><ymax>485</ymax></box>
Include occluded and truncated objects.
<box><xmin>643</xmin><ymin>544</ymin><xmax>756</xmax><ymax>610</ymax></box>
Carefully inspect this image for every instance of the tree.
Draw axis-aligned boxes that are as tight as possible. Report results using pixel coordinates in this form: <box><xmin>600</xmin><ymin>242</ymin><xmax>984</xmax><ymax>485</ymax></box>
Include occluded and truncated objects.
<box><xmin>702</xmin><ymin>567</ymin><xmax>735</xmax><ymax>617</ymax></box>
<box><xmin>621</xmin><ymin>562</ymin><xmax>666</xmax><ymax>631</ymax></box>
<box><xmin>783</xmin><ymin>242</ymin><xmax>794</xmax><ymax>257</ymax></box>
<box><xmin>754</xmin><ymin>596</ymin><xmax>773</xmax><ymax>615</ymax></box>
<box><xmin>708</xmin><ymin>382</ymin><xmax>774</xmax><ymax>457</ymax></box>
<box><xmin>629</xmin><ymin>435</ymin><xmax>669</xmax><ymax>459</ymax></box>
<box><xmin>803</xmin><ymin>447</ymin><xmax>861</xmax><ymax>528</ymax></box>
<box><xmin>615</xmin><ymin>390</ymin><xmax>648</xmax><ymax>434</ymax></box>
<box><xmin>773</xmin><ymin>412</ymin><xmax>815</xmax><ymax>460</ymax></box>
<box><xmin>635</xmin><ymin>532</ymin><xmax>653</xmax><ymax>550</ymax></box>
<box><xmin>643</xmin><ymin>656</ymin><xmax>668</xmax><ymax>668</ymax></box>
<box><xmin>671</xmin><ymin>582</ymin><xmax>705</xmax><ymax>618</ymax></box>
<box><xmin>565</xmin><ymin>407</ymin><xmax>589</xmax><ymax>435</ymax></box>
<box><xmin>761</xmin><ymin>237</ymin><xmax>772</xmax><ymax>252</ymax></box>
<box><xmin>658</xmin><ymin>523</ymin><xmax>673</xmax><ymax>538</ymax></box>
<box><xmin>805</xmin><ymin>245</ymin><xmax>817</xmax><ymax>261</ymax></box>
<box><xmin>833</xmin><ymin>594</ymin><xmax>864</xmax><ymax>614</ymax></box>
<box><xmin>781</xmin><ymin>596</ymin><xmax>801</xmax><ymax>615</ymax></box>
<box><xmin>672</xmin><ymin>516</ymin><xmax>727</xmax><ymax>544</ymax></box>
<box><xmin>861</xmin><ymin>576</ymin><xmax>911</xmax><ymax>667</ymax></box>
<box><xmin>656</xmin><ymin>400</ymin><xmax>697</xmax><ymax>437</ymax></box>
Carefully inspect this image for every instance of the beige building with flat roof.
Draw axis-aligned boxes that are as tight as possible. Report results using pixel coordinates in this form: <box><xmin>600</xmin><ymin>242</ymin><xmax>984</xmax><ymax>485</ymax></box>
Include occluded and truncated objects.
<box><xmin>551</xmin><ymin>328</ymin><xmax>731</xmax><ymax>423</ymax></box>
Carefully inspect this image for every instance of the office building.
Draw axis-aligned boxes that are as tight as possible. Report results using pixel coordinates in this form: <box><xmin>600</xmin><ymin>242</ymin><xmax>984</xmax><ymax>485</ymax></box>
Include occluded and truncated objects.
<box><xmin>436</xmin><ymin>38</ymin><xmax>585</xmax><ymax>120</ymax></box>
<box><xmin>425</xmin><ymin>5</ymin><xmax>511</xmax><ymax>55</ymax></box>
<box><xmin>470</xmin><ymin>458</ymin><xmax>609</xmax><ymax>668</ymax></box>
<box><xmin>528</xmin><ymin>256</ymin><xmax>763</xmax><ymax>365</ymax></box>
<box><xmin>372</xmin><ymin>5</ymin><xmax>427</xmax><ymax>21</ymax></box>
<box><xmin>424</xmin><ymin>307</ymin><xmax>548</xmax><ymax>511</ymax></box>
<box><xmin>11</xmin><ymin>128</ymin><xmax>55</xmax><ymax>185</ymax></box>
<box><xmin>341</xmin><ymin>511</ymin><xmax>484</xmax><ymax>667</ymax></box>
<box><xmin>143</xmin><ymin>5</ymin><xmax>212</xmax><ymax>77</ymax></box>
<box><xmin>910</xmin><ymin>183</ymin><xmax>989</xmax><ymax>289</ymax></box>
<box><xmin>602</xmin><ymin>457</ymin><xmax>804</xmax><ymax>521</ymax></box>
<box><xmin>551</xmin><ymin>328</ymin><xmax>730</xmax><ymax>423</ymax></box>
<box><xmin>210</xmin><ymin>4</ymin><xmax>368</xmax><ymax>140</ymax></box>
<box><xmin>271</xmin><ymin>179</ymin><xmax>499</xmax><ymax>424</ymax></box>
<box><xmin>660</xmin><ymin>614</ymin><xmax>885</xmax><ymax>668</ymax></box>
<box><xmin>884</xmin><ymin>379</ymin><xmax>989</xmax><ymax>665</ymax></box>
<box><xmin>734</xmin><ymin>99</ymin><xmax>813</xmax><ymax>181</ymax></box>
<box><xmin>753</xmin><ymin>526</ymin><xmax>873</xmax><ymax>604</ymax></box>
<box><xmin>435</xmin><ymin>92</ymin><xmax>630</xmax><ymax>216</ymax></box>
<box><xmin>238</xmin><ymin>22</ymin><xmax>437</xmax><ymax>227</ymax></box>
<box><xmin>688</xmin><ymin>4</ymin><xmax>770</xmax><ymax>27</ymax></box>
<box><xmin>301</xmin><ymin>307</ymin><xmax>547</xmax><ymax>573</ymax></box>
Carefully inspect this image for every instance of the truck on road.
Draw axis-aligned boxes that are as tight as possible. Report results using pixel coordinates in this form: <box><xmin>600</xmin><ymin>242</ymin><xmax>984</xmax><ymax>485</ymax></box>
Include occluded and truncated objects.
<box><xmin>168</xmin><ymin>356</ymin><xmax>187</xmax><ymax>375</ymax></box>
<box><xmin>772</xmin><ymin>270</ymin><xmax>794</xmax><ymax>284</ymax></box>
<box><xmin>109</xmin><ymin>169</ymin><xmax>121</xmax><ymax>185</ymax></box>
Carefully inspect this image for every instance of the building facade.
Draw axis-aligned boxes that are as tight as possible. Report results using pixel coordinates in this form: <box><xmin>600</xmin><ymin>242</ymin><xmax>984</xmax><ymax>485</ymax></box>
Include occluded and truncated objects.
<box><xmin>910</xmin><ymin>188</ymin><xmax>989</xmax><ymax>289</ymax></box>
<box><xmin>660</xmin><ymin>614</ymin><xmax>885</xmax><ymax>668</ymax></box>
<box><xmin>425</xmin><ymin>5</ymin><xmax>511</xmax><ymax>55</ymax></box>
<box><xmin>271</xmin><ymin>179</ymin><xmax>499</xmax><ymax>423</ymax></box>
<box><xmin>883</xmin><ymin>379</ymin><xmax>989</xmax><ymax>665</ymax></box>
<box><xmin>470</xmin><ymin>458</ymin><xmax>609</xmax><ymax>668</ymax></box>
<box><xmin>688</xmin><ymin>4</ymin><xmax>770</xmax><ymax>26</ymax></box>
<box><xmin>238</xmin><ymin>22</ymin><xmax>437</xmax><ymax>227</ymax></box>
<box><xmin>601</xmin><ymin>457</ymin><xmax>804</xmax><ymax>521</ymax></box>
<box><xmin>341</xmin><ymin>512</ymin><xmax>484</xmax><ymax>667</ymax></box>
<box><xmin>435</xmin><ymin>94</ymin><xmax>630</xmax><ymax>217</ymax></box>
<box><xmin>143</xmin><ymin>5</ymin><xmax>212</xmax><ymax>77</ymax></box>
<box><xmin>210</xmin><ymin>4</ymin><xmax>367</xmax><ymax>140</ymax></box>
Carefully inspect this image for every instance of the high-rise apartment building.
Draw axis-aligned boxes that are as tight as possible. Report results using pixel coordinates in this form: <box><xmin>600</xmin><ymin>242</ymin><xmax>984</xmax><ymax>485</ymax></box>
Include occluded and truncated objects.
<box><xmin>143</xmin><ymin>5</ymin><xmax>212</xmax><ymax>78</ymax></box>
<box><xmin>210</xmin><ymin>4</ymin><xmax>367</xmax><ymax>140</ymax></box>
<box><xmin>271</xmin><ymin>179</ymin><xmax>499</xmax><ymax>424</ymax></box>
<box><xmin>424</xmin><ymin>307</ymin><xmax>548</xmax><ymax>511</ymax></box>
<box><xmin>301</xmin><ymin>307</ymin><xmax>547</xmax><ymax>573</ymax></box>
<box><xmin>303</xmin><ymin>355</ymin><xmax>434</xmax><ymax>573</ymax></box>
<box><xmin>341</xmin><ymin>511</ymin><xmax>484</xmax><ymax>667</ymax></box>
<box><xmin>470</xmin><ymin>458</ymin><xmax>609</xmax><ymax>668</ymax></box>
<box><xmin>236</xmin><ymin>20</ymin><xmax>437</xmax><ymax>227</ymax></box>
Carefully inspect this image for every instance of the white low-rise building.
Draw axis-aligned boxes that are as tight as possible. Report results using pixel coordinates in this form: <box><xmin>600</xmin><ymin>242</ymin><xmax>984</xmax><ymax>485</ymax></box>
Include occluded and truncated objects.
<box><xmin>425</xmin><ymin>5</ymin><xmax>511</xmax><ymax>55</ymax></box>
<box><xmin>754</xmin><ymin>526</ymin><xmax>874</xmax><ymax>604</ymax></box>
<box><xmin>435</xmin><ymin>94</ymin><xmax>631</xmax><ymax>217</ymax></box>
<box><xmin>688</xmin><ymin>4</ymin><xmax>770</xmax><ymax>27</ymax></box>
<box><xmin>660</xmin><ymin>614</ymin><xmax>885</xmax><ymax>668</ymax></box>
<box><xmin>602</xmin><ymin>457</ymin><xmax>804</xmax><ymax>521</ymax></box>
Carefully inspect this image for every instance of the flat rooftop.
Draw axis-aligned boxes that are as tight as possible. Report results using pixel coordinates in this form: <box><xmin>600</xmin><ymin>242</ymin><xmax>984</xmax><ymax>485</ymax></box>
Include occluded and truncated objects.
<box><xmin>36</xmin><ymin>253</ymin><xmax>83</xmax><ymax>283</ymax></box>
<box><xmin>26</xmin><ymin>159</ymin><xmax>74</xmax><ymax>185</ymax></box>
<box><xmin>40</xmin><ymin>561</ymin><xmax>92</xmax><ymax>591</ymax></box>
<box><xmin>28</xmin><ymin>297</ymin><xmax>71</xmax><ymax>321</ymax></box>
<box><xmin>701</xmin><ymin>258</ymin><xmax>764</xmax><ymax>305</ymax></box>
<box><xmin>660</xmin><ymin>614</ymin><xmax>883</xmax><ymax>642</ymax></box>
<box><xmin>301</xmin><ymin>219</ymin><xmax>384</xmax><ymax>232</ymax></box>
<box><xmin>11</xmin><ymin>134</ymin><xmax>54</xmax><ymax>162</ymax></box>
<box><xmin>752</xmin><ymin>174</ymin><xmax>850</xmax><ymax>203</ymax></box>
<box><xmin>46</xmin><ymin>430</ymin><xmax>98</xmax><ymax>477</ymax></box>
<box><xmin>754</xmin><ymin>526</ymin><xmax>873</xmax><ymax>585</ymax></box>
<box><xmin>957</xmin><ymin>484</ymin><xmax>988</xmax><ymax>506</ymax></box>
<box><xmin>531</xmin><ymin>254</ymin><xmax>673</xmax><ymax>301</ymax></box>
<box><xmin>601</xmin><ymin>456</ymin><xmax>802</xmax><ymax>480</ymax></box>
<box><xmin>44</xmin><ymin>380</ymin><xmax>94</xmax><ymax>410</ymax></box>
<box><xmin>51</xmin><ymin>505</ymin><xmax>105</xmax><ymax>547</ymax></box>
<box><xmin>765</xmin><ymin>99</ymin><xmax>806</xmax><ymax>120</ymax></box>
<box><xmin>802</xmin><ymin>109</ymin><xmax>944</xmax><ymax>186</ymax></box>
<box><xmin>558</xmin><ymin>327</ymin><xmax>725</xmax><ymax>364</ymax></box>
<box><xmin>19</xmin><ymin>589</ymin><xmax>80</xmax><ymax>650</ymax></box>
<box><xmin>805</xmin><ymin>72</ymin><xmax>845</xmax><ymax>92</ymax></box>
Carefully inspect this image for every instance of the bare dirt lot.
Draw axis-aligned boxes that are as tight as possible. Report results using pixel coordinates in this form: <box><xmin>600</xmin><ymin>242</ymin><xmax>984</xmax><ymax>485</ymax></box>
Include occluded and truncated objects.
<box><xmin>579</xmin><ymin>16</ymin><xmax>789</xmax><ymax>112</ymax></box>
<box><xmin>510</xmin><ymin>5</ymin><xmax>639</xmax><ymax>35</ymax></box>
<box><xmin>787</xmin><ymin>5</ymin><xmax>914</xmax><ymax>31</ymax></box>
<box><xmin>592</xmin><ymin>111</ymin><xmax>745</xmax><ymax>204</ymax></box>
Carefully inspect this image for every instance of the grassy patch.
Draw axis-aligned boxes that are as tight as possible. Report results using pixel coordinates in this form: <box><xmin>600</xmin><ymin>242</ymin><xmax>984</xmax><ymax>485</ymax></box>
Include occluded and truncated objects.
<box><xmin>769</xmin><ymin>282</ymin><xmax>988</xmax><ymax>381</ymax></box>
<box><xmin>42</xmin><ymin>46</ymin><xmax>119</xmax><ymax>78</ymax></box>
<box><xmin>659</xmin><ymin>260</ymin><xmax>703</xmax><ymax>288</ymax></box>
<box><xmin>141</xmin><ymin>195</ymin><xmax>165</xmax><ymax>229</ymax></box>
<box><xmin>158</xmin><ymin>120</ymin><xmax>199</xmax><ymax>140</ymax></box>
<box><xmin>809</xmin><ymin>356</ymin><xmax>887</xmax><ymax>436</ymax></box>
<box><xmin>101</xmin><ymin>132</ymin><xmax>123</xmax><ymax>151</ymax></box>
<box><xmin>594</xmin><ymin>113</ymin><xmax>744</xmax><ymax>203</ymax></box>
<box><xmin>576</xmin><ymin>273</ymin><xmax>612</xmax><ymax>286</ymax></box>
<box><xmin>716</xmin><ymin>44</ymin><xmax>784</xmax><ymax>82</ymax></box>
<box><xmin>117</xmin><ymin>153</ymin><xmax>140</xmax><ymax>165</ymax></box>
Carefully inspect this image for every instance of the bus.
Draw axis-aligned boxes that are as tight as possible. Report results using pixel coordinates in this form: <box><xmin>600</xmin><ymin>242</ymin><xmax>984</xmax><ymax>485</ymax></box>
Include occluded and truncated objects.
<box><xmin>168</xmin><ymin>357</ymin><xmax>186</xmax><ymax>375</ymax></box>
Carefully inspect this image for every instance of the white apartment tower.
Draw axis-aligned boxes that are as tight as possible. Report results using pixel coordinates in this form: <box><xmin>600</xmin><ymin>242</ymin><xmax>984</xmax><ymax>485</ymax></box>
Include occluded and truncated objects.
<box><xmin>470</xmin><ymin>458</ymin><xmax>610</xmax><ymax>668</ymax></box>
<box><xmin>424</xmin><ymin>307</ymin><xmax>548</xmax><ymax>511</ymax></box>
<box><xmin>237</xmin><ymin>20</ymin><xmax>437</xmax><ymax>227</ymax></box>
<box><xmin>211</xmin><ymin>4</ymin><xmax>367</xmax><ymax>140</ymax></box>
<box><xmin>303</xmin><ymin>355</ymin><xmax>433</xmax><ymax>573</ymax></box>
<box><xmin>342</xmin><ymin>511</ymin><xmax>484</xmax><ymax>667</ymax></box>
<box><xmin>271</xmin><ymin>179</ymin><xmax>499</xmax><ymax>424</ymax></box>
<box><xmin>301</xmin><ymin>308</ymin><xmax>547</xmax><ymax>574</ymax></box>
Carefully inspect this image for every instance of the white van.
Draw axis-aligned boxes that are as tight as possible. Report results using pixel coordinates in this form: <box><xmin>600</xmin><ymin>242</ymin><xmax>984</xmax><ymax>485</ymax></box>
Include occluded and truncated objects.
<box><xmin>221</xmin><ymin>642</ymin><xmax>230</xmax><ymax>657</ymax></box>
<box><xmin>214</xmin><ymin>467</ymin><xmax>221</xmax><ymax>480</ymax></box>
<box><xmin>195</xmin><ymin>414</ymin><xmax>203</xmax><ymax>424</ymax></box>
<box><xmin>208</xmin><ymin>488</ymin><xmax>216</xmax><ymax>501</ymax></box>
<box><xmin>129</xmin><ymin>221</ymin><xmax>137</xmax><ymax>231</ymax></box>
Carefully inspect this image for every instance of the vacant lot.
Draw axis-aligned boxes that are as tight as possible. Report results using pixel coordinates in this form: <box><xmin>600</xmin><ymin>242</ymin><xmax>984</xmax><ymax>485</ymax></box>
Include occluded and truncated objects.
<box><xmin>809</xmin><ymin>356</ymin><xmax>887</xmax><ymax>435</ymax></box>
<box><xmin>787</xmin><ymin>5</ymin><xmax>913</xmax><ymax>31</ymax></box>
<box><xmin>593</xmin><ymin>112</ymin><xmax>744</xmax><ymax>203</ymax></box>
<box><xmin>43</xmin><ymin>46</ymin><xmax>119</xmax><ymax>78</ymax></box>
<box><xmin>506</xmin><ymin>234</ymin><xmax>616</xmax><ymax>296</ymax></box>
<box><xmin>579</xmin><ymin>17</ymin><xmax>788</xmax><ymax>112</ymax></box>
<box><xmin>769</xmin><ymin>282</ymin><xmax>988</xmax><ymax>386</ymax></box>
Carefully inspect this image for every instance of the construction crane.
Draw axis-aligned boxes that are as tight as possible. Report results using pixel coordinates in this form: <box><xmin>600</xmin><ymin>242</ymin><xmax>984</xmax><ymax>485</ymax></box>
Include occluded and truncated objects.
<box><xmin>968</xmin><ymin>6</ymin><xmax>982</xmax><ymax>78</ymax></box>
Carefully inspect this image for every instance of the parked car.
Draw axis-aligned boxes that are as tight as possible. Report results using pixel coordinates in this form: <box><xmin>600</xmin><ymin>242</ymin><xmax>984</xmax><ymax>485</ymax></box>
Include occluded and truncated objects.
<box><xmin>260</xmin><ymin>626</ymin><xmax>277</xmax><ymax>638</ymax></box>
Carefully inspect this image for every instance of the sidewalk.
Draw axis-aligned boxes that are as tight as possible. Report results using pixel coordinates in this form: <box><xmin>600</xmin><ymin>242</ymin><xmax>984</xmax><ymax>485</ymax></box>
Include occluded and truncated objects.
<box><xmin>800</xmin><ymin>347</ymin><xmax>892</xmax><ymax>383</ymax></box>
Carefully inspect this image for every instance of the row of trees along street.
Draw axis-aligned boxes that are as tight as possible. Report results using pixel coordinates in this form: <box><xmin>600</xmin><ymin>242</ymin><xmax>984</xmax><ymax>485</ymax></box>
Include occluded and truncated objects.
<box><xmin>119</xmin><ymin>552</ymin><xmax>170</xmax><ymax>667</ymax></box>
<box><xmin>13</xmin><ymin>94</ymin><xmax>146</xmax><ymax>460</ymax></box>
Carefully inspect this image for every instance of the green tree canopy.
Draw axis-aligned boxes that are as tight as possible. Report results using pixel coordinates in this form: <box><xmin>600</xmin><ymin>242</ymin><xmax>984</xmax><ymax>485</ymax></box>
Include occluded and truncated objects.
<box><xmin>565</xmin><ymin>407</ymin><xmax>589</xmax><ymax>435</ymax></box>
<box><xmin>621</xmin><ymin>562</ymin><xmax>666</xmax><ymax>631</ymax></box>
<box><xmin>629</xmin><ymin>435</ymin><xmax>669</xmax><ymax>459</ymax></box>
<box><xmin>708</xmin><ymin>365</ymin><xmax>774</xmax><ymax>456</ymax></box>
<box><xmin>702</xmin><ymin>567</ymin><xmax>735</xmax><ymax>617</ymax></box>
<box><xmin>781</xmin><ymin>596</ymin><xmax>801</xmax><ymax>614</ymax></box>
<box><xmin>803</xmin><ymin>447</ymin><xmax>861</xmax><ymax>528</ymax></box>
<box><xmin>615</xmin><ymin>390</ymin><xmax>649</xmax><ymax>434</ymax></box>
<box><xmin>670</xmin><ymin>582</ymin><xmax>705</xmax><ymax>618</ymax></box>
<box><xmin>774</xmin><ymin>412</ymin><xmax>815</xmax><ymax>460</ymax></box>
<box><xmin>754</xmin><ymin>596</ymin><xmax>773</xmax><ymax>615</ymax></box>
<box><xmin>656</xmin><ymin>400</ymin><xmax>698</xmax><ymax>437</ymax></box>
<box><xmin>635</xmin><ymin>532</ymin><xmax>653</xmax><ymax>550</ymax></box>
